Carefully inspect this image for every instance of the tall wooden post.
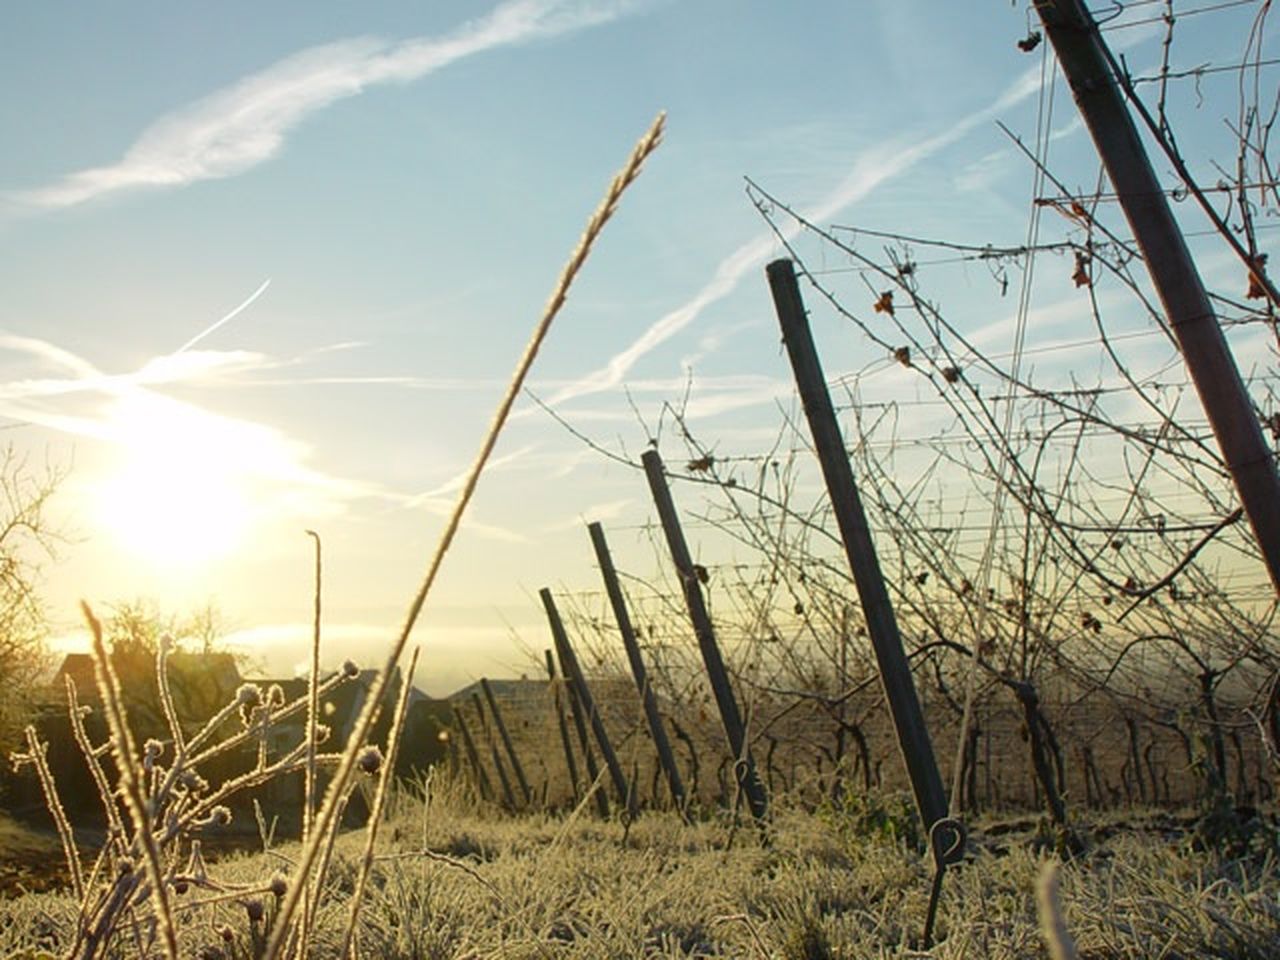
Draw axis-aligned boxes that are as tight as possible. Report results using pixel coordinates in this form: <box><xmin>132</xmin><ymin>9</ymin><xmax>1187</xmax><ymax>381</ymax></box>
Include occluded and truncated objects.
<box><xmin>540</xmin><ymin>588</ymin><xmax>631</xmax><ymax>808</ymax></box>
<box><xmin>588</xmin><ymin>521</ymin><xmax>689</xmax><ymax>818</ymax></box>
<box><xmin>481</xmin><ymin>678</ymin><xmax>533</xmax><ymax>805</ymax></box>
<box><xmin>471</xmin><ymin>692</ymin><xmax>516</xmax><ymax>810</ymax></box>
<box><xmin>1036</xmin><ymin>0</ymin><xmax>1280</xmax><ymax>594</ymax></box>
<box><xmin>544</xmin><ymin>649</ymin><xmax>582</xmax><ymax>802</ymax></box>
<box><xmin>767</xmin><ymin>258</ymin><xmax>955</xmax><ymax>842</ymax></box>
<box><xmin>641</xmin><ymin>450</ymin><xmax>769</xmax><ymax>821</ymax></box>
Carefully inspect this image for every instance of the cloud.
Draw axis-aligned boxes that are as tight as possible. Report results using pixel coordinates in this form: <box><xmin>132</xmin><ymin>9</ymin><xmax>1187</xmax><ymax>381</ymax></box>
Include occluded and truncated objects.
<box><xmin>13</xmin><ymin>0</ymin><xmax>636</xmax><ymax>210</ymax></box>
<box><xmin>0</xmin><ymin>326</ymin><xmax>382</xmax><ymax>502</ymax></box>
<box><xmin>406</xmin><ymin>444</ymin><xmax>537</xmax><ymax>505</ymax></box>
<box><xmin>544</xmin><ymin>63</ymin><xmax>1052</xmax><ymax>410</ymax></box>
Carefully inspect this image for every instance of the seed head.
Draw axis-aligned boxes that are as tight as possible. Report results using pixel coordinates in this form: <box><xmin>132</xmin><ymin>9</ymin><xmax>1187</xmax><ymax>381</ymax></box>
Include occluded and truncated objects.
<box><xmin>236</xmin><ymin>683</ymin><xmax>262</xmax><ymax>707</ymax></box>
<box><xmin>200</xmin><ymin>805</ymin><xmax>232</xmax><ymax>828</ymax></box>
<box><xmin>357</xmin><ymin>745</ymin><xmax>383</xmax><ymax>777</ymax></box>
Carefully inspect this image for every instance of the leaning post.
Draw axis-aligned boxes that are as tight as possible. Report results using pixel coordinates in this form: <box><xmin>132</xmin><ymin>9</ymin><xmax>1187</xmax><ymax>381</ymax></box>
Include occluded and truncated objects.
<box><xmin>767</xmin><ymin>258</ymin><xmax>964</xmax><ymax>943</ymax></box>
<box><xmin>481</xmin><ymin>678</ymin><xmax>534</xmax><ymax>806</ymax></box>
<box><xmin>588</xmin><ymin>521</ymin><xmax>690</xmax><ymax>819</ymax></box>
<box><xmin>544</xmin><ymin>649</ymin><xmax>582</xmax><ymax>803</ymax></box>
<box><xmin>767</xmin><ymin>258</ymin><xmax>952</xmax><ymax>831</ymax></box>
<box><xmin>1035</xmin><ymin>0</ymin><xmax>1280</xmax><ymax>595</ymax></box>
<box><xmin>641</xmin><ymin>450</ymin><xmax>769</xmax><ymax>822</ymax></box>
<box><xmin>541</xmin><ymin>588</ymin><xmax>630</xmax><ymax>809</ymax></box>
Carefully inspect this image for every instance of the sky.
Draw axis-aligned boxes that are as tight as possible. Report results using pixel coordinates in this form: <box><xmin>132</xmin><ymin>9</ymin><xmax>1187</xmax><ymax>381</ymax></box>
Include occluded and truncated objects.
<box><xmin>2</xmin><ymin>1</ymin><xmax>1274</xmax><ymax>695</ymax></box>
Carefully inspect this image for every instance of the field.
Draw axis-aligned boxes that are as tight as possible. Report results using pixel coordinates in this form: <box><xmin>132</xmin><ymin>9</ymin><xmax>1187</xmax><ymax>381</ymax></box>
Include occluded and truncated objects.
<box><xmin>1</xmin><ymin>773</ymin><xmax>1278</xmax><ymax>959</ymax></box>
<box><xmin>5</xmin><ymin>8</ymin><xmax>1280</xmax><ymax>956</ymax></box>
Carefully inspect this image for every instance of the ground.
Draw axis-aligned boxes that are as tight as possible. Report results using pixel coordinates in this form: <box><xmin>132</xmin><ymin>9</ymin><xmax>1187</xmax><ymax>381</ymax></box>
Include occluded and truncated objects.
<box><xmin>1</xmin><ymin>782</ymin><xmax>1278</xmax><ymax>958</ymax></box>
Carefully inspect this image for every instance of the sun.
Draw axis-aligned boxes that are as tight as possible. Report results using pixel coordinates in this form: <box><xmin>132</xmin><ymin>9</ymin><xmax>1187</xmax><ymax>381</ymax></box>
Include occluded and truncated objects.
<box><xmin>93</xmin><ymin>394</ymin><xmax>260</xmax><ymax>571</ymax></box>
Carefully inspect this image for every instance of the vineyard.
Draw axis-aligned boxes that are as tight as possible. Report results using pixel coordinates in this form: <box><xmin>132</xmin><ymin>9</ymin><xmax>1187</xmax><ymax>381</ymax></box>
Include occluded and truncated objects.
<box><xmin>4</xmin><ymin>1</ymin><xmax>1280</xmax><ymax>957</ymax></box>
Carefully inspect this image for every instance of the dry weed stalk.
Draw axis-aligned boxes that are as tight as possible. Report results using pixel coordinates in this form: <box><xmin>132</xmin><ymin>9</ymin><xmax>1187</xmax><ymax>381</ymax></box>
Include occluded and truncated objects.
<box><xmin>10</xmin><ymin>726</ymin><xmax>84</xmax><ymax>901</ymax></box>
<box><xmin>266</xmin><ymin>109</ymin><xmax>666</xmax><ymax>958</ymax></box>
<box><xmin>1037</xmin><ymin>860</ymin><xmax>1080</xmax><ymax>960</ymax></box>
<box><xmin>26</xmin><ymin>601</ymin><xmax>363</xmax><ymax>958</ymax></box>
<box><xmin>340</xmin><ymin>646</ymin><xmax>420</xmax><ymax>959</ymax></box>
<box><xmin>83</xmin><ymin>601</ymin><xmax>180</xmax><ymax>960</ymax></box>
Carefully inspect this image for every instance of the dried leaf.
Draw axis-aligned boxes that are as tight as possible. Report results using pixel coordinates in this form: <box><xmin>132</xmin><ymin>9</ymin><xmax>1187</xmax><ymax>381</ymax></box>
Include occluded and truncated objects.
<box><xmin>686</xmin><ymin>455</ymin><xmax>715</xmax><ymax>473</ymax></box>
<box><xmin>1072</xmin><ymin>251</ymin><xmax>1091</xmax><ymax>288</ymax></box>
<box><xmin>873</xmin><ymin>290</ymin><xmax>895</xmax><ymax>316</ymax></box>
<box><xmin>1247</xmin><ymin>253</ymin><xmax>1270</xmax><ymax>299</ymax></box>
<box><xmin>893</xmin><ymin>345</ymin><xmax>911</xmax><ymax>367</ymax></box>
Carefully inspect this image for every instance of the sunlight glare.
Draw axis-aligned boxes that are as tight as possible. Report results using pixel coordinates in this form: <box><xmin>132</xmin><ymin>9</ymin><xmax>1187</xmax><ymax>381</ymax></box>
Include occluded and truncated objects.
<box><xmin>94</xmin><ymin>395</ymin><xmax>261</xmax><ymax>570</ymax></box>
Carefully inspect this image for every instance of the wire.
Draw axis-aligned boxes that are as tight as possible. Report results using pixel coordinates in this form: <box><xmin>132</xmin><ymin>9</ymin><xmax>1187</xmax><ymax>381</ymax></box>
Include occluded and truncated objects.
<box><xmin>1130</xmin><ymin>55</ymin><xmax>1280</xmax><ymax>85</ymax></box>
<box><xmin>1101</xmin><ymin>0</ymin><xmax>1265</xmax><ymax>33</ymax></box>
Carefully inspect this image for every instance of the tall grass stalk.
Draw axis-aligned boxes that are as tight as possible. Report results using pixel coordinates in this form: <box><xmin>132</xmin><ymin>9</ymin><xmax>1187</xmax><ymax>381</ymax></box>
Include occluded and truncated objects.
<box><xmin>1037</xmin><ymin>860</ymin><xmax>1079</xmax><ymax>960</ymax></box>
<box><xmin>299</xmin><ymin>528</ymin><xmax>323</xmax><ymax>959</ymax></box>
<box><xmin>340</xmin><ymin>645</ymin><xmax>419</xmax><ymax>958</ymax></box>
<box><xmin>265</xmin><ymin>110</ymin><xmax>666</xmax><ymax>958</ymax></box>
<box><xmin>83</xmin><ymin>601</ymin><xmax>180</xmax><ymax>960</ymax></box>
<box><xmin>14</xmin><ymin>725</ymin><xmax>84</xmax><ymax>901</ymax></box>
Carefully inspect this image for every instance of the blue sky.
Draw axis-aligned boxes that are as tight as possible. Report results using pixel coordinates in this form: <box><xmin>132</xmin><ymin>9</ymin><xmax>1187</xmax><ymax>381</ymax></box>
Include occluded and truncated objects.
<box><xmin>2</xmin><ymin>1</ymin><xmax>1272</xmax><ymax>694</ymax></box>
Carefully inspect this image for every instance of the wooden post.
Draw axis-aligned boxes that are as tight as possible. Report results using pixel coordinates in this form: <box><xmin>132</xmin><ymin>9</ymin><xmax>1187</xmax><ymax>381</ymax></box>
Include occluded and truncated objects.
<box><xmin>1036</xmin><ymin>0</ymin><xmax>1280</xmax><ymax>594</ymax></box>
<box><xmin>481</xmin><ymin>678</ymin><xmax>533</xmax><ymax>805</ymax></box>
<box><xmin>544</xmin><ymin>649</ymin><xmax>582</xmax><ymax>803</ymax></box>
<box><xmin>641</xmin><ymin>450</ymin><xmax>770</xmax><ymax>821</ymax></box>
<box><xmin>766</xmin><ymin>258</ymin><xmax>953</xmax><ymax>843</ymax></box>
<box><xmin>472</xmin><ymin>692</ymin><xmax>517</xmax><ymax>810</ymax></box>
<box><xmin>588</xmin><ymin>521</ymin><xmax>689</xmax><ymax>818</ymax></box>
<box><xmin>450</xmin><ymin>706</ymin><xmax>493</xmax><ymax>802</ymax></box>
<box><xmin>556</xmin><ymin>643</ymin><xmax>610</xmax><ymax>817</ymax></box>
<box><xmin>540</xmin><ymin>587</ymin><xmax>631</xmax><ymax>808</ymax></box>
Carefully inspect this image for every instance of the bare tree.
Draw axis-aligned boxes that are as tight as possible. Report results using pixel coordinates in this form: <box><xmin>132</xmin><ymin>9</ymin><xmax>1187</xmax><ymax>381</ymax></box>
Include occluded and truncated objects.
<box><xmin>0</xmin><ymin>446</ymin><xmax>64</xmax><ymax>754</ymax></box>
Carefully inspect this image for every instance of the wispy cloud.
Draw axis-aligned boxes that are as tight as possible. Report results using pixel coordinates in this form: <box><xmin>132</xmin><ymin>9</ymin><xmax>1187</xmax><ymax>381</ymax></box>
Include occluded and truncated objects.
<box><xmin>538</xmin><ymin>496</ymin><xmax>634</xmax><ymax>533</ymax></box>
<box><xmin>541</xmin><ymin>59</ymin><xmax>1079</xmax><ymax>410</ymax></box>
<box><xmin>404</xmin><ymin>444</ymin><xmax>537</xmax><ymax>509</ymax></box>
<box><xmin>13</xmin><ymin>0</ymin><xmax>636</xmax><ymax>210</ymax></box>
<box><xmin>0</xmin><ymin>326</ymin><xmax>532</xmax><ymax>541</ymax></box>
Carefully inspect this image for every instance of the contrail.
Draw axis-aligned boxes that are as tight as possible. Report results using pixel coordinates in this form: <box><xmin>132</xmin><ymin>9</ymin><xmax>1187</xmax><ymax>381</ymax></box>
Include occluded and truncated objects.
<box><xmin>176</xmin><ymin>278</ymin><xmax>271</xmax><ymax>353</ymax></box>
<box><xmin>544</xmin><ymin>20</ymin><xmax>1162</xmax><ymax>410</ymax></box>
